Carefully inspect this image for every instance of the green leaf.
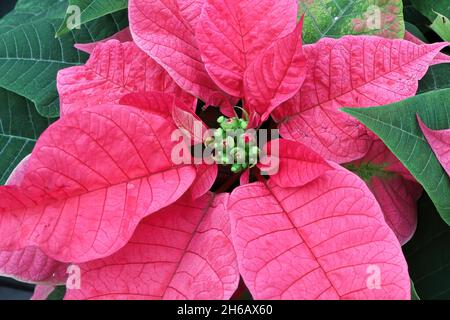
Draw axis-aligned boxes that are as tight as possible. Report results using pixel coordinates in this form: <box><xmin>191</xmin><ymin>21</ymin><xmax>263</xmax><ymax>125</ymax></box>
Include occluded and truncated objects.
<box><xmin>404</xmin><ymin>22</ymin><xmax>450</xmax><ymax>94</ymax></box>
<box><xmin>46</xmin><ymin>286</ymin><xmax>67</xmax><ymax>300</ymax></box>
<box><xmin>405</xmin><ymin>21</ymin><xmax>427</xmax><ymax>42</ymax></box>
<box><xmin>0</xmin><ymin>89</ymin><xmax>53</xmax><ymax>185</ymax></box>
<box><xmin>403</xmin><ymin>1</ymin><xmax>431</xmax><ymax>31</ymax></box>
<box><xmin>411</xmin><ymin>280</ymin><xmax>421</xmax><ymax>300</ymax></box>
<box><xmin>410</xmin><ymin>0</ymin><xmax>449</xmax><ymax>22</ymax></box>
<box><xmin>404</xmin><ymin>195</ymin><xmax>450</xmax><ymax>300</ymax></box>
<box><xmin>430</xmin><ymin>11</ymin><xmax>450</xmax><ymax>41</ymax></box>
<box><xmin>57</xmin><ymin>0</ymin><xmax>128</xmax><ymax>37</ymax></box>
<box><xmin>0</xmin><ymin>0</ymin><xmax>68</xmax><ymax>34</ymax></box>
<box><xmin>0</xmin><ymin>0</ymin><xmax>128</xmax><ymax>118</ymax></box>
<box><xmin>342</xmin><ymin>89</ymin><xmax>450</xmax><ymax>223</ymax></box>
<box><xmin>418</xmin><ymin>64</ymin><xmax>450</xmax><ymax>93</ymax></box>
<box><xmin>298</xmin><ymin>0</ymin><xmax>405</xmax><ymax>44</ymax></box>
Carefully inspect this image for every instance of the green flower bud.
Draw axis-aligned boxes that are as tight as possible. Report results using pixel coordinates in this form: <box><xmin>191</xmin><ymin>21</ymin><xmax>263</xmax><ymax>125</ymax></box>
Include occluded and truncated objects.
<box><xmin>231</xmin><ymin>164</ymin><xmax>242</xmax><ymax>173</ymax></box>
<box><xmin>239</xmin><ymin>119</ymin><xmax>248</xmax><ymax>129</ymax></box>
<box><xmin>249</xmin><ymin>146</ymin><xmax>260</xmax><ymax>156</ymax></box>
<box><xmin>222</xmin><ymin>155</ymin><xmax>230</xmax><ymax>165</ymax></box>
<box><xmin>214</xmin><ymin>128</ymin><xmax>224</xmax><ymax>139</ymax></box>
<box><xmin>217</xmin><ymin>116</ymin><xmax>226</xmax><ymax>124</ymax></box>
<box><xmin>220</xmin><ymin>117</ymin><xmax>240</xmax><ymax>130</ymax></box>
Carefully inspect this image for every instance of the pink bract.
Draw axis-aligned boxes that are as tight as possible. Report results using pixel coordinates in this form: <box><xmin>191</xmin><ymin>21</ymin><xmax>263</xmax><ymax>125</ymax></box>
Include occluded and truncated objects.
<box><xmin>244</xmin><ymin>20</ymin><xmax>307</xmax><ymax>126</ymax></box>
<box><xmin>129</xmin><ymin>0</ymin><xmax>233</xmax><ymax>110</ymax></box>
<box><xmin>0</xmin><ymin>156</ymin><xmax>68</xmax><ymax>285</ymax></box>
<box><xmin>418</xmin><ymin>116</ymin><xmax>450</xmax><ymax>177</ymax></box>
<box><xmin>129</xmin><ymin>0</ymin><xmax>308</xmax><ymax>127</ymax></box>
<box><xmin>0</xmin><ymin>104</ymin><xmax>196</xmax><ymax>263</ymax></box>
<box><xmin>5</xmin><ymin>0</ymin><xmax>447</xmax><ymax>301</ymax></box>
<box><xmin>258</xmin><ymin>139</ymin><xmax>333</xmax><ymax>187</ymax></box>
<box><xmin>229</xmin><ymin>166</ymin><xmax>410</xmax><ymax>299</ymax></box>
<box><xmin>273</xmin><ymin>37</ymin><xmax>449</xmax><ymax>163</ymax></box>
<box><xmin>65</xmin><ymin>193</ymin><xmax>239</xmax><ymax>300</ymax></box>
<box><xmin>404</xmin><ymin>31</ymin><xmax>450</xmax><ymax>65</ymax></box>
<box><xmin>32</xmin><ymin>285</ymin><xmax>58</xmax><ymax>300</ymax></box>
<box><xmin>74</xmin><ymin>27</ymin><xmax>133</xmax><ymax>54</ymax></box>
<box><xmin>58</xmin><ymin>40</ymin><xmax>195</xmax><ymax>116</ymax></box>
<box><xmin>195</xmin><ymin>0</ymin><xmax>298</xmax><ymax>97</ymax></box>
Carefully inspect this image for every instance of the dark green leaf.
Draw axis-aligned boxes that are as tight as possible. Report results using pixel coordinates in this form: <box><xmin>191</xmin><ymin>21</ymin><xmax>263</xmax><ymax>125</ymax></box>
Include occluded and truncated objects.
<box><xmin>418</xmin><ymin>64</ymin><xmax>450</xmax><ymax>93</ymax></box>
<box><xmin>46</xmin><ymin>285</ymin><xmax>67</xmax><ymax>300</ymax></box>
<box><xmin>404</xmin><ymin>22</ymin><xmax>450</xmax><ymax>93</ymax></box>
<box><xmin>410</xmin><ymin>0</ymin><xmax>449</xmax><ymax>22</ymax></box>
<box><xmin>404</xmin><ymin>195</ymin><xmax>450</xmax><ymax>300</ymax></box>
<box><xmin>403</xmin><ymin>1</ymin><xmax>430</xmax><ymax>30</ymax></box>
<box><xmin>0</xmin><ymin>0</ymin><xmax>128</xmax><ymax>118</ymax></box>
<box><xmin>405</xmin><ymin>21</ymin><xmax>428</xmax><ymax>42</ymax></box>
<box><xmin>411</xmin><ymin>280</ymin><xmax>421</xmax><ymax>300</ymax></box>
<box><xmin>0</xmin><ymin>89</ymin><xmax>53</xmax><ymax>184</ymax></box>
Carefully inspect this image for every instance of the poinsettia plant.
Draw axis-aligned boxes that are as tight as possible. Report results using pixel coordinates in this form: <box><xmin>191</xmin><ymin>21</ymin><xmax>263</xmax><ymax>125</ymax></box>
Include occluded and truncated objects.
<box><xmin>0</xmin><ymin>0</ymin><xmax>449</xmax><ymax>300</ymax></box>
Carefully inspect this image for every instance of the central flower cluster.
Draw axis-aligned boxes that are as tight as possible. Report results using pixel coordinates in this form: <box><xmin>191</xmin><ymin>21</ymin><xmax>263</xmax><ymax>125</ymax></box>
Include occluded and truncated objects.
<box><xmin>205</xmin><ymin>116</ymin><xmax>260</xmax><ymax>173</ymax></box>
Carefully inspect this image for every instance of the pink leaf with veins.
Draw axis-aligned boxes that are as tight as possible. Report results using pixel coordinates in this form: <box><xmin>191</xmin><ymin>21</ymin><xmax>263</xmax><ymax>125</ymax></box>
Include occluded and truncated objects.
<box><xmin>0</xmin><ymin>248</ymin><xmax>67</xmax><ymax>285</ymax></box>
<box><xmin>0</xmin><ymin>156</ymin><xmax>68</xmax><ymax>285</ymax></box>
<box><xmin>196</xmin><ymin>0</ymin><xmax>298</xmax><ymax>97</ymax></box>
<box><xmin>74</xmin><ymin>28</ymin><xmax>132</xmax><ymax>54</ymax></box>
<box><xmin>65</xmin><ymin>193</ymin><xmax>239</xmax><ymax>300</ymax></box>
<box><xmin>418</xmin><ymin>116</ymin><xmax>450</xmax><ymax>177</ymax></box>
<box><xmin>119</xmin><ymin>92</ymin><xmax>176</xmax><ymax>119</ymax></box>
<box><xmin>189</xmin><ymin>164</ymin><xmax>218</xmax><ymax>200</ymax></box>
<box><xmin>58</xmin><ymin>40</ymin><xmax>194</xmax><ymax>116</ymax></box>
<box><xmin>229</xmin><ymin>167</ymin><xmax>410</xmax><ymax>299</ymax></box>
<box><xmin>258</xmin><ymin>139</ymin><xmax>333</xmax><ymax>188</ymax></box>
<box><xmin>279</xmin><ymin>102</ymin><xmax>373</xmax><ymax>163</ymax></box>
<box><xmin>0</xmin><ymin>104</ymin><xmax>196</xmax><ymax>263</ymax></box>
<box><xmin>120</xmin><ymin>91</ymin><xmax>198</xmax><ymax>118</ymax></box>
<box><xmin>172</xmin><ymin>104</ymin><xmax>209</xmax><ymax>145</ymax></box>
<box><xmin>404</xmin><ymin>31</ymin><xmax>450</xmax><ymax>65</ymax></box>
<box><xmin>349</xmin><ymin>140</ymin><xmax>422</xmax><ymax>245</ymax></box>
<box><xmin>370</xmin><ymin>177</ymin><xmax>421</xmax><ymax>245</ymax></box>
<box><xmin>32</xmin><ymin>285</ymin><xmax>57</xmax><ymax>300</ymax></box>
<box><xmin>178</xmin><ymin>0</ymin><xmax>204</xmax><ymax>28</ymax></box>
<box><xmin>244</xmin><ymin>18</ymin><xmax>307</xmax><ymax>126</ymax></box>
<box><xmin>120</xmin><ymin>91</ymin><xmax>216</xmax><ymax>199</ymax></box>
<box><xmin>129</xmin><ymin>0</ymin><xmax>232</xmax><ymax>108</ymax></box>
<box><xmin>273</xmin><ymin>36</ymin><xmax>449</xmax><ymax>163</ymax></box>
<box><xmin>5</xmin><ymin>154</ymin><xmax>31</xmax><ymax>185</ymax></box>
